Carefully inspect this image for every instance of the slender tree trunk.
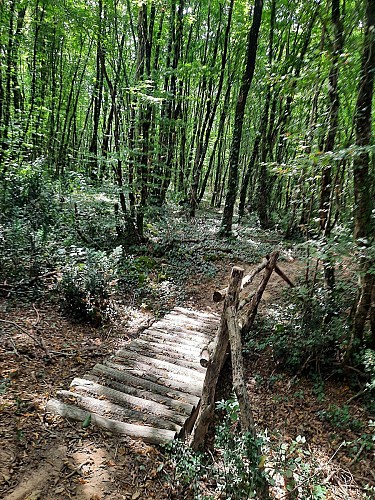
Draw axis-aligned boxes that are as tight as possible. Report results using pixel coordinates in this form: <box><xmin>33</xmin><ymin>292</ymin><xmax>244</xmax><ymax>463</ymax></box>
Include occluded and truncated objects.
<box><xmin>198</xmin><ymin>79</ymin><xmax>232</xmax><ymax>204</ymax></box>
<box><xmin>351</xmin><ymin>0</ymin><xmax>375</xmax><ymax>347</ymax></box>
<box><xmin>0</xmin><ymin>0</ymin><xmax>16</xmax><ymax>167</ymax></box>
<box><xmin>189</xmin><ymin>0</ymin><xmax>233</xmax><ymax>216</ymax></box>
<box><xmin>258</xmin><ymin>7</ymin><xmax>318</xmax><ymax>228</ymax></box>
<box><xmin>319</xmin><ymin>0</ymin><xmax>344</xmax><ymax>290</ymax></box>
<box><xmin>88</xmin><ymin>0</ymin><xmax>104</xmax><ymax>181</ymax></box>
<box><xmin>219</xmin><ymin>0</ymin><xmax>263</xmax><ymax>236</ymax></box>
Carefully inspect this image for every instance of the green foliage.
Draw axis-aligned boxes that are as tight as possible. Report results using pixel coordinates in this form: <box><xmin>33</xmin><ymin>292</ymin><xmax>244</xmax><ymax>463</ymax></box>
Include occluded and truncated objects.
<box><xmin>245</xmin><ymin>278</ymin><xmax>352</xmax><ymax>372</ymax></box>
<box><xmin>164</xmin><ymin>440</ymin><xmax>205</xmax><ymax>498</ymax></box>
<box><xmin>215</xmin><ymin>399</ymin><xmax>266</xmax><ymax>499</ymax></box>
<box><xmin>362</xmin><ymin>349</ymin><xmax>375</xmax><ymax>390</ymax></box>
<box><xmin>118</xmin><ymin>255</ymin><xmax>158</xmax><ymax>293</ymax></box>
<box><xmin>165</xmin><ymin>399</ymin><xmax>329</xmax><ymax>499</ymax></box>
<box><xmin>267</xmin><ymin>435</ymin><xmax>328</xmax><ymax>500</ymax></box>
<box><xmin>0</xmin><ymin>378</ymin><xmax>11</xmax><ymax>395</ymax></box>
<box><xmin>346</xmin><ymin>420</ymin><xmax>374</xmax><ymax>459</ymax></box>
<box><xmin>58</xmin><ymin>247</ymin><xmax>120</xmax><ymax>325</ymax></box>
<box><xmin>317</xmin><ymin>404</ymin><xmax>363</xmax><ymax>431</ymax></box>
<box><xmin>165</xmin><ymin>398</ymin><xmax>266</xmax><ymax>499</ymax></box>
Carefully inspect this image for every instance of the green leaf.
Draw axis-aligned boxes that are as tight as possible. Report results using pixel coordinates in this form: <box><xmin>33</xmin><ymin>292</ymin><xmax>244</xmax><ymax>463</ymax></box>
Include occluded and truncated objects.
<box><xmin>285</xmin><ymin>469</ymin><xmax>294</xmax><ymax>478</ymax></box>
<box><xmin>82</xmin><ymin>413</ymin><xmax>91</xmax><ymax>428</ymax></box>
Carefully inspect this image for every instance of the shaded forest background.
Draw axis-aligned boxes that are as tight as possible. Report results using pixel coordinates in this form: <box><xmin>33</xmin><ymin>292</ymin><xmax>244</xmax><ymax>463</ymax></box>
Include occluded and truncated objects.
<box><xmin>1</xmin><ymin>0</ymin><xmax>375</xmax><ymax>498</ymax></box>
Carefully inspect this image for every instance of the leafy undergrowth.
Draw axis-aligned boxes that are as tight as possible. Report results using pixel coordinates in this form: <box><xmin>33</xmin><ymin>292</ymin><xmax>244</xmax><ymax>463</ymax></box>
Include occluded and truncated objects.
<box><xmin>0</xmin><ymin>205</ymin><xmax>374</xmax><ymax>499</ymax></box>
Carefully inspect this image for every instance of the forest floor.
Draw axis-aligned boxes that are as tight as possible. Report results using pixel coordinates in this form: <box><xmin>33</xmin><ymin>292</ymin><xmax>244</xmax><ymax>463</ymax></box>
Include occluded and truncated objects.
<box><xmin>0</xmin><ymin>207</ymin><xmax>374</xmax><ymax>500</ymax></box>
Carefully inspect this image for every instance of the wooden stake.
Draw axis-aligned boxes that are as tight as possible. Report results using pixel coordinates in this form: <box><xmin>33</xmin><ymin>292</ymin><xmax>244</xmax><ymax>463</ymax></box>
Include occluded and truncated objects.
<box><xmin>189</xmin><ymin>266</ymin><xmax>244</xmax><ymax>450</ymax></box>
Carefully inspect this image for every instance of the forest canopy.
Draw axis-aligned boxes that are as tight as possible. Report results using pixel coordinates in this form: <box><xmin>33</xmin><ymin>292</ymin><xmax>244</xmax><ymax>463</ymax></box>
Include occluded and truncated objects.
<box><xmin>0</xmin><ymin>0</ymin><xmax>374</xmax><ymax>348</ymax></box>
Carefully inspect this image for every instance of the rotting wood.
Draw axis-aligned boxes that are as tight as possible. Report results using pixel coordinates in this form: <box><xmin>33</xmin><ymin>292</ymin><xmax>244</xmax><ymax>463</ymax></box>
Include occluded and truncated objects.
<box><xmin>114</xmin><ymin>348</ymin><xmax>206</xmax><ymax>381</ymax></box>
<box><xmin>57</xmin><ymin>389</ymin><xmax>181</xmax><ymax>431</ymax></box>
<box><xmin>46</xmin><ymin>307</ymin><xmax>218</xmax><ymax>443</ymax></box>
<box><xmin>70</xmin><ymin>378</ymin><xmax>187</xmax><ymax>425</ymax></box>
<box><xmin>124</xmin><ymin>340</ymin><xmax>206</xmax><ymax>372</ymax></box>
<box><xmin>108</xmin><ymin>353</ymin><xmax>204</xmax><ymax>388</ymax></box>
<box><xmin>104</xmin><ymin>359</ymin><xmax>203</xmax><ymax>398</ymax></box>
<box><xmin>92</xmin><ymin>363</ymin><xmax>200</xmax><ymax>406</ymax></box>
<box><xmin>84</xmin><ymin>373</ymin><xmax>194</xmax><ymax>415</ymax></box>
<box><xmin>146</xmin><ymin>324</ymin><xmax>214</xmax><ymax>343</ymax></box>
<box><xmin>136</xmin><ymin>336</ymin><xmax>203</xmax><ymax>358</ymax></box>
<box><xmin>200</xmin><ymin>340</ymin><xmax>215</xmax><ymax>367</ymax></box>
<box><xmin>189</xmin><ymin>266</ymin><xmax>244</xmax><ymax>450</ymax></box>
<box><xmin>172</xmin><ymin>306</ymin><xmax>221</xmax><ymax>320</ymax></box>
<box><xmin>154</xmin><ymin>315</ymin><xmax>219</xmax><ymax>331</ymax></box>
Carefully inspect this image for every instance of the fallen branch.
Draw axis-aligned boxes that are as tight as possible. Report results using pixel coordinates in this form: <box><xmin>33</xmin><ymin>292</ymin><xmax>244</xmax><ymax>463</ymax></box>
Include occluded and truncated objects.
<box><xmin>0</xmin><ymin>271</ymin><xmax>58</xmax><ymax>292</ymax></box>
<box><xmin>0</xmin><ymin>318</ymin><xmax>50</xmax><ymax>358</ymax></box>
<box><xmin>274</xmin><ymin>264</ymin><xmax>295</xmax><ymax>287</ymax></box>
<box><xmin>349</xmin><ymin>441</ymin><xmax>367</xmax><ymax>466</ymax></box>
<box><xmin>32</xmin><ymin>303</ymin><xmax>41</xmax><ymax>326</ymax></box>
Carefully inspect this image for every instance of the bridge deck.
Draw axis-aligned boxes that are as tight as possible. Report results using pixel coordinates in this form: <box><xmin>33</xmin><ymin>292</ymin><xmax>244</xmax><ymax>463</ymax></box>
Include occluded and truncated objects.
<box><xmin>46</xmin><ymin>307</ymin><xmax>219</xmax><ymax>444</ymax></box>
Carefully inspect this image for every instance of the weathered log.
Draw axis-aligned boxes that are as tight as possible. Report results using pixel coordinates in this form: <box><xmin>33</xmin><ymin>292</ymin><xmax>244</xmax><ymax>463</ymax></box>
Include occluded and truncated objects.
<box><xmin>46</xmin><ymin>399</ymin><xmax>176</xmax><ymax>445</ymax></box>
<box><xmin>114</xmin><ymin>348</ymin><xmax>205</xmax><ymax>382</ymax></box>
<box><xmin>57</xmin><ymin>389</ymin><xmax>181</xmax><ymax>431</ymax></box>
<box><xmin>213</xmin><ymin>258</ymin><xmax>268</xmax><ymax>302</ymax></box>
<box><xmin>93</xmin><ymin>362</ymin><xmax>199</xmax><ymax>406</ymax></box>
<box><xmin>199</xmin><ymin>340</ymin><xmax>215</xmax><ymax>368</ymax></box>
<box><xmin>274</xmin><ymin>264</ymin><xmax>295</xmax><ymax>288</ymax></box>
<box><xmin>226</xmin><ymin>306</ymin><xmax>255</xmax><ymax>435</ymax></box>
<box><xmin>189</xmin><ymin>266</ymin><xmax>244</xmax><ymax>450</ymax></box>
<box><xmin>126</xmin><ymin>339</ymin><xmax>206</xmax><ymax>373</ymax></box>
<box><xmin>70</xmin><ymin>377</ymin><xmax>187</xmax><ymax>426</ymax></box>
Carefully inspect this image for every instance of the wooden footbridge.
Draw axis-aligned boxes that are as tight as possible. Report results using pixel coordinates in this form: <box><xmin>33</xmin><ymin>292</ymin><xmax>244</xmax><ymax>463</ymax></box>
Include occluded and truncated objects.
<box><xmin>46</xmin><ymin>307</ymin><xmax>220</xmax><ymax>445</ymax></box>
<box><xmin>47</xmin><ymin>252</ymin><xmax>293</xmax><ymax>447</ymax></box>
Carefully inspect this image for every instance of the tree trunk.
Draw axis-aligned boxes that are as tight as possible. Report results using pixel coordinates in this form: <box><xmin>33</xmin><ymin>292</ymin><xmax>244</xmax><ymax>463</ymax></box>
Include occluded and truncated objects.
<box><xmin>219</xmin><ymin>0</ymin><xmax>263</xmax><ymax>236</ymax></box>
<box><xmin>319</xmin><ymin>0</ymin><xmax>344</xmax><ymax>290</ymax></box>
<box><xmin>189</xmin><ymin>0</ymin><xmax>233</xmax><ymax>216</ymax></box>
<box><xmin>352</xmin><ymin>0</ymin><xmax>375</xmax><ymax>346</ymax></box>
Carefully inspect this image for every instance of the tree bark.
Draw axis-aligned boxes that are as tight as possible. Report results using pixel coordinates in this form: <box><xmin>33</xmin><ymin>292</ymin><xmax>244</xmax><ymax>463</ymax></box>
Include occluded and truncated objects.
<box><xmin>226</xmin><ymin>305</ymin><xmax>255</xmax><ymax>434</ymax></box>
<box><xmin>319</xmin><ymin>0</ymin><xmax>344</xmax><ymax>290</ymax></box>
<box><xmin>189</xmin><ymin>0</ymin><xmax>233</xmax><ymax>216</ymax></box>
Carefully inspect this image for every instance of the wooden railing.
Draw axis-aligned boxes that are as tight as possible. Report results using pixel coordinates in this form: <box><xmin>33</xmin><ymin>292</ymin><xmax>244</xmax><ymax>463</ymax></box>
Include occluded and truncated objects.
<box><xmin>190</xmin><ymin>251</ymin><xmax>294</xmax><ymax>450</ymax></box>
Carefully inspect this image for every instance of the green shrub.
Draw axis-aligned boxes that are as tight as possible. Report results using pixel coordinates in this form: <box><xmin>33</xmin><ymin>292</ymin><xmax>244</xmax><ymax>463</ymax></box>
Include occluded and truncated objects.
<box><xmin>317</xmin><ymin>404</ymin><xmax>363</xmax><ymax>431</ymax></box>
<box><xmin>164</xmin><ymin>399</ymin><xmax>329</xmax><ymax>499</ymax></box>
<box><xmin>59</xmin><ymin>247</ymin><xmax>120</xmax><ymax>325</ymax></box>
<box><xmin>245</xmin><ymin>282</ymin><xmax>351</xmax><ymax>372</ymax></box>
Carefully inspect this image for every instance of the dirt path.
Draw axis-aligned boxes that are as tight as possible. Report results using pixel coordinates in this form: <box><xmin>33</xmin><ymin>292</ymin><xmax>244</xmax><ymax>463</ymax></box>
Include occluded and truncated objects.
<box><xmin>1</xmin><ymin>299</ymin><xmax>170</xmax><ymax>500</ymax></box>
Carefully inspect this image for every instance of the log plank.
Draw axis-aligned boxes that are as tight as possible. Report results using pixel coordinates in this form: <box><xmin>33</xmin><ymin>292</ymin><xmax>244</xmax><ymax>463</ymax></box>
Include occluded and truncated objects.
<box><xmin>83</xmin><ymin>373</ymin><xmax>194</xmax><ymax>415</ymax></box>
<box><xmin>57</xmin><ymin>389</ymin><xmax>181</xmax><ymax>431</ymax></box>
<box><xmin>46</xmin><ymin>399</ymin><xmax>176</xmax><ymax>445</ymax></box>
<box><xmin>70</xmin><ymin>378</ymin><xmax>187</xmax><ymax>425</ymax></box>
